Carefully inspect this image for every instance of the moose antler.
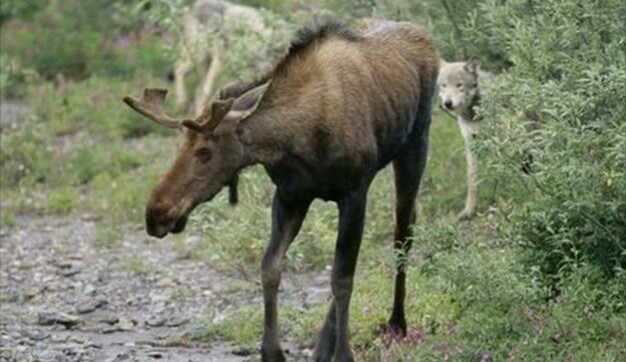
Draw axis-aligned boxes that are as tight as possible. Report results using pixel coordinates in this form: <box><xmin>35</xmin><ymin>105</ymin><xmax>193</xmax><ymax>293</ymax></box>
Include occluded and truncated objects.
<box><xmin>123</xmin><ymin>86</ymin><xmax>264</xmax><ymax>133</ymax></box>
<box><xmin>123</xmin><ymin>88</ymin><xmax>189</xmax><ymax>129</ymax></box>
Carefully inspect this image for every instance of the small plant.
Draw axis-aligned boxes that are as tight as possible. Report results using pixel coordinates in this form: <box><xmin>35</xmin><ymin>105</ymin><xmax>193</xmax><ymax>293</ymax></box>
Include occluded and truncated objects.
<box><xmin>94</xmin><ymin>225</ymin><xmax>122</xmax><ymax>249</ymax></box>
<box><xmin>46</xmin><ymin>188</ymin><xmax>77</xmax><ymax>215</ymax></box>
<box><xmin>124</xmin><ymin>256</ymin><xmax>150</xmax><ymax>276</ymax></box>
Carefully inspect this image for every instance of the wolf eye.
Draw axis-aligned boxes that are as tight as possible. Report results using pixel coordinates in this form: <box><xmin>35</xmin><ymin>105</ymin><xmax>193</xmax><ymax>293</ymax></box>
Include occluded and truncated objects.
<box><xmin>194</xmin><ymin>147</ymin><xmax>212</xmax><ymax>162</ymax></box>
<box><xmin>456</xmin><ymin>83</ymin><xmax>464</xmax><ymax>88</ymax></box>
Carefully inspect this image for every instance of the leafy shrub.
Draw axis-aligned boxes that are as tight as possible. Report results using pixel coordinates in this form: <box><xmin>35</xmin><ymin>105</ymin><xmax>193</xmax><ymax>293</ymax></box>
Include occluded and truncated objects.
<box><xmin>0</xmin><ymin>123</ymin><xmax>52</xmax><ymax>189</ymax></box>
<box><xmin>46</xmin><ymin>188</ymin><xmax>77</xmax><ymax>215</ymax></box>
<box><xmin>0</xmin><ymin>0</ymin><xmax>171</xmax><ymax>80</ymax></box>
<box><xmin>0</xmin><ymin>54</ymin><xmax>37</xmax><ymax>98</ymax></box>
<box><xmin>470</xmin><ymin>0</ymin><xmax>626</xmax><ymax>279</ymax></box>
<box><xmin>0</xmin><ymin>0</ymin><xmax>46</xmax><ymax>25</ymax></box>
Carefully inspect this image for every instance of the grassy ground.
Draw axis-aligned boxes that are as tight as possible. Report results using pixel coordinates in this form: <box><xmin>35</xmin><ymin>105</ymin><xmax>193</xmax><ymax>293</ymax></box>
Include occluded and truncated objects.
<box><xmin>2</xmin><ymin>75</ymin><xmax>623</xmax><ymax>360</ymax></box>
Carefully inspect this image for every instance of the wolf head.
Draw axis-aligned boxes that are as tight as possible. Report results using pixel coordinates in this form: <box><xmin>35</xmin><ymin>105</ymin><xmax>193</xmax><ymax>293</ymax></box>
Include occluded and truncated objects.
<box><xmin>437</xmin><ymin>61</ymin><xmax>481</xmax><ymax>116</ymax></box>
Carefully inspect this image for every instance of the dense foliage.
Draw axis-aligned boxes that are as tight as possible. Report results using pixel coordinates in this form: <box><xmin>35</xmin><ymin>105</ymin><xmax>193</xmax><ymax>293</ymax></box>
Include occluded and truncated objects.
<box><xmin>471</xmin><ymin>0</ymin><xmax>626</xmax><ymax>281</ymax></box>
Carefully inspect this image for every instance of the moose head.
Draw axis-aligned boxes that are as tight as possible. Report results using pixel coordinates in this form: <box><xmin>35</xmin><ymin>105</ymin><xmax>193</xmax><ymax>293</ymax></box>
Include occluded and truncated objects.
<box><xmin>123</xmin><ymin>86</ymin><xmax>265</xmax><ymax>238</ymax></box>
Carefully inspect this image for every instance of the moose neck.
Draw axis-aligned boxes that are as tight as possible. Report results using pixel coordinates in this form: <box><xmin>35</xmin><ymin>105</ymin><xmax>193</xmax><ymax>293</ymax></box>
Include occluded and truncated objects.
<box><xmin>237</xmin><ymin>105</ymin><xmax>300</xmax><ymax>168</ymax></box>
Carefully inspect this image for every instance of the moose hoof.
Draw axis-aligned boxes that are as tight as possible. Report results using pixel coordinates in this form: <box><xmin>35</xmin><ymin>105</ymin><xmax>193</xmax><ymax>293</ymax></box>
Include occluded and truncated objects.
<box><xmin>333</xmin><ymin>349</ymin><xmax>355</xmax><ymax>362</ymax></box>
<box><xmin>387</xmin><ymin>321</ymin><xmax>407</xmax><ymax>341</ymax></box>
<box><xmin>261</xmin><ymin>348</ymin><xmax>286</xmax><ymax>362</ymax></box>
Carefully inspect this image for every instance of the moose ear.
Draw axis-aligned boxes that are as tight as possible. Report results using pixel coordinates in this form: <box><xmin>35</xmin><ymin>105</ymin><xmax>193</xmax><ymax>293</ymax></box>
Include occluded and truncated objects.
<box><xmin>227</xmin><ymin>82</ymin><xmax>270</xmax><ymax>121</ymax></box>
<box><xmin>464</xmin><ymin>60</ymin><xmax>479</xmax><ymax>75</ymax></box>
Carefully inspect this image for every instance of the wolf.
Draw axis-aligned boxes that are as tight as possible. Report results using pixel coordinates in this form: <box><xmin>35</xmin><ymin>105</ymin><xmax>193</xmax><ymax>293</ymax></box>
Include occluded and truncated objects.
<box><xmin>173</xmin><ymin>0</ymin><xmax>269</xmax><ymax>117</ymax></box>
<box><xmin>437</xmin><ymin>60</ymin><xmax>491</xmax><ymax>220</ymax></box>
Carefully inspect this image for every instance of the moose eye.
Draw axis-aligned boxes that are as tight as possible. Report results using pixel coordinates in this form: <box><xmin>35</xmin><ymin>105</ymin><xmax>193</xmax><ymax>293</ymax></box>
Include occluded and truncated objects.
<box><xmin>194</xmin><ymin>147</ymin><xmax>213</xmax><ymax>162</ymax></box>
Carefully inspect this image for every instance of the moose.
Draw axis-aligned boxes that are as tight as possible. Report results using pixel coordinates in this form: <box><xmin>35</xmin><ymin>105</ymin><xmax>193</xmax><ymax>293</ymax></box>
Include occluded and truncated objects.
<box><xmin>124</xmin><ymin>18</ymin><xmax>439</xmax><ymax>362</ymax></box>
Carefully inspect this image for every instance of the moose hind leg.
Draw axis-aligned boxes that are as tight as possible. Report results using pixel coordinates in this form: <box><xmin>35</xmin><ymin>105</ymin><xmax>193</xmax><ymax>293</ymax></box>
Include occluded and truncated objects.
<box><xmin>313</xmin><ymin>302</ymin><xmax>337</xmax><ymax>362</ymax></box>
<box><xmin>314</xmin><ymin>190</ymin><xmax>368</xmax><ymax>362</ymax></box>
<box><xmin>261</xmin><ymin>193</ymin><xmax>310</xmax><ymax>362</ymax></box>
<box><xmin>388</xmin><ymin>132</ymin><xmax>429</xmax><ymax>337</ymax></box>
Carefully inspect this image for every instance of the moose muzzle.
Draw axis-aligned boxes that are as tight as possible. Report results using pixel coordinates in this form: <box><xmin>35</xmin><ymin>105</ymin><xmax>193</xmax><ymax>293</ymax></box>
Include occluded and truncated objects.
<box><xmin>145</xmin><ymin>203</ymin><xmax>189</xmax><ymax>238</ymax></box>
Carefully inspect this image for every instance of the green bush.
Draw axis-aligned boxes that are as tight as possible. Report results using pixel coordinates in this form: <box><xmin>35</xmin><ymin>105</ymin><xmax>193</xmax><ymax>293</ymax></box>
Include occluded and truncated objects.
<box><xmin>0</xmin><ymin>0</ymin><xmax>46</xmax><ymax>25</ymax></box>
<box><xmin>46</xmin><ymin>188</ymin><xmax>77</xmax><ymax>215</ymax></box>
<box><xmin>470</xmin><ymin>0</ymin><xmax>626</xmax><ymax>280</ymax></box>
<box><xmin>0</xmin><ymin>124</ymin><xmax>52</xmax><ymax>189</ymax></box>
<box><xmin>0</xmin><ymin>0</ymin><xmax>171</xmax><ymax>80</ymax></box>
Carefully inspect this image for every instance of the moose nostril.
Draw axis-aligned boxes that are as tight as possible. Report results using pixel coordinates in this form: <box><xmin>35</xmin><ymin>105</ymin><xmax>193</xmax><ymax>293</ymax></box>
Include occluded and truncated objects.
<box><xmin>145</xmin><ymin>203</ymin><xmax>174</xmax><ymax>238</ymax></box>
<box><xmin>444</xmin><ymin>100</ymin><xmax>453</xmax><ymax>110</ymax></box>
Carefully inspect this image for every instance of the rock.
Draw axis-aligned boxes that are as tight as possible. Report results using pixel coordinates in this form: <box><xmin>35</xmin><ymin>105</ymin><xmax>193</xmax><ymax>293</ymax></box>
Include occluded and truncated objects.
<box><xmin>146</xmin><ymin>350</ymin><xmax>164</xmax><ymax>359</ymax></box>
<box><xmin>3</xmin><ymin>286</ymin><xmax>19</xmax><ymax>303</ymax></box>
<box><xmin>96</xmin><ymin>314</ymin><xmax>119</xmax><ymax>325</ymax></box>
<box><xmin>118</xmin><ymin>317</ymin><xmax>134</xmax><ymax>331</ymax></box>
<box><xmin>76</xmin><ymin>299</ymin><xmax>107</xmax><ymax>314</ymax></box>
<box><xmin>51</xmin><ymin>334</ymin><xmax>69</xmax><ymax>343</ymax></box>
<box><xmin>21</xmin><ymin>329</ymin><xmax>50</xmax><ymax>341</ymax></box>
<box><xmin>83</xmin><ymin>284</ymin><xmax>96</xmax><ymax>296</ymax></box>
<box><xmin>145</xmin><ymin>316</ymin><xmax>166</xmax><ymax>328</ymax></box>
<box><xmin>105</xmin><ymin>352</ymin><xmax>132</xmax><ymax>362</ymax></box>
<box><xmin>164</xmin><ymin>316</ymin><xmax>189</xmax><ymax>327</ymax></box>
<box><xmin>68</xmin><ymin>335</ymin><xmax>86</xmax><ymax>344</ymax></box>
<box><xmin>53</xmin><ymin>260</ymin><xmax>73</xmax><ymax>269</ymax></box>
<box><xmin>37</xmin><ymin>312</ymin><xmax>80</xmax><ymax>329</ymax></box>
<box><xmin>22</xmin><ymin>287</ymin><xmax>40</xmax><ymax>301</ymax></box>
<box><xmin>156</xmin><ymin>278</ymin><xmax>175</xmax><ymax>288</ymax></box>
<box><xmin>33</xmin><ymin>349</ymin><xmax>65</xmax><ymax>362</ymax></box>
<box><xmin>102</xmin><ymin>317</ymin><xmax>134</xmax><ymax>333</ymax></box>
<box><xmin>85</xmin><ymin>342</ymin><xmax>102</xmax><ymax>349</ymax></box>
<box><xmin>59</xmin><ymin>266</ymin><xmax>82</xmax><ymax>277</ymax></box>
<box><xmin>43</xmin><ymin>281</ymin><xmax>62</xmax><ymax>292</ymax></box>
<box><xmin>304</xmin><ymin>287</ymin><xmax>331</xmax><ymax>307</ymax></box>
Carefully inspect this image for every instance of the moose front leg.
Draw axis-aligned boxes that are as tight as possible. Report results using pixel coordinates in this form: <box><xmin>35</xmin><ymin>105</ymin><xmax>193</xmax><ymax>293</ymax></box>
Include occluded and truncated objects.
<box><xmin>314</xmin><ymin>191</ymin><xmax>368</xmax><ymax>362</ymax></box>
<box><xmin>227</xmin><ymin>170</ymin><xmax>240</xmax><ymax>205</ymax></box>
<box><xmin>261</xmin><ymin>193</ymin><xmax>310</xmax><ymax>362</ymax></box>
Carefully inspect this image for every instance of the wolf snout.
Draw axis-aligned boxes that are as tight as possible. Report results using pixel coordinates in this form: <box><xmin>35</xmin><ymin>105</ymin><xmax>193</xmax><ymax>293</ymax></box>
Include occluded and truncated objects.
<box><xmin>443</xmin><ymin>100</ymin><xmax>454</xmax><ymax>110</ymax></box>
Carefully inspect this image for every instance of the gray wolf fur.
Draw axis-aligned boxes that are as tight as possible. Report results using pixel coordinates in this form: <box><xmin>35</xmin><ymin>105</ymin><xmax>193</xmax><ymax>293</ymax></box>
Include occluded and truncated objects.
<box><xmin>437</xmin><ymin>60</ymin><xmax>491</xmax><ymax>220</ymax></box>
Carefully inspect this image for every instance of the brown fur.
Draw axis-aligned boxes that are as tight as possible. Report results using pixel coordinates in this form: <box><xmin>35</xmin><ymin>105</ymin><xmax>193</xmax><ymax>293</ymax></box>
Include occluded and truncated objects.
<box><xmin>125</xmin><ymin>18</ymin><xmax>439</xmax><ymax>362</ymax></box>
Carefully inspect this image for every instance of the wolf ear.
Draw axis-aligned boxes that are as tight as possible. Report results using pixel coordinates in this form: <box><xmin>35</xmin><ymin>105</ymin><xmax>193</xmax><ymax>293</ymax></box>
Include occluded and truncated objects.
<box><xmin>464</xmin><ymin>60</ymin><xmax>479</xmax><ymax>75</ymax></box>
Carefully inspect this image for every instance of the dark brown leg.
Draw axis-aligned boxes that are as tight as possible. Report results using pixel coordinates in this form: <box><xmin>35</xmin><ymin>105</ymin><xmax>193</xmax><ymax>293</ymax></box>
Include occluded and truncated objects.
<box><xmin>228</xmin><ymin>171</ymin><xmax>240</xmax><ymax>205</ymax></box>
<box><xmin>314</xmin><ymin>189</ymin><xmax>369</xmax><ymax>362</ymax></box>
<box><xmin>261</xmin><ymin>193</ymin><xmax>310</xmax><ymax>362</ymax></box>
<box><xmin>313</xmin><ymin>302</ymin><xmax>336</xmax><ymax>362</ymax></box>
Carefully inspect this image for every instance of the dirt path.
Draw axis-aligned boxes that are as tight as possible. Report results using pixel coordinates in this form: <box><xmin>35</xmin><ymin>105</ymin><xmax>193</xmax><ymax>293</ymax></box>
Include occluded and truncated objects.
<box><xmin>0</xmin><ymin>98</ymin><xmax>31</xmax><ymax>132</ymax></box>
<box><xmin>0</xmin><ymin>215</ymin><xmax>330</xmax><ymax>362</ymax></box>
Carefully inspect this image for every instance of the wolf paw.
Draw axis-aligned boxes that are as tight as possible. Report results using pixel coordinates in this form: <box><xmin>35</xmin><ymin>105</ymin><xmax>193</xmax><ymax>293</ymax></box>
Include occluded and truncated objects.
<box><xmin>457</xmin><ymin>208</ymin><xmax>476</xmax><ymax>221</ymax></box>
